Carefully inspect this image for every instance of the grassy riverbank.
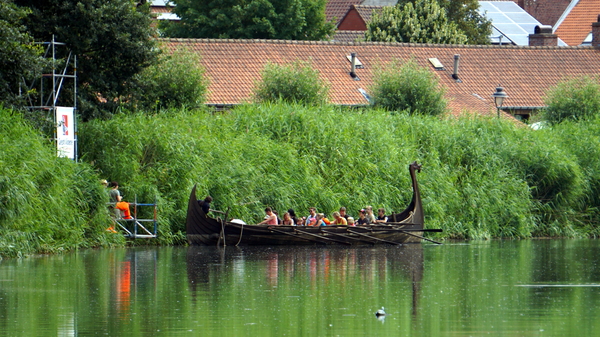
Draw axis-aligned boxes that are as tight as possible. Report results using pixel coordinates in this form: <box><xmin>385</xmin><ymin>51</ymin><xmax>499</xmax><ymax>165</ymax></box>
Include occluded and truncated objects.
<box><xmin>2</xmin><ymin>103</ymin><xmax>599</xmax><ymax>256</ymax></box>
<box><xmin>0</xmin><ymin>108</ymin><xmax>124</xmax><ymax>257</ymax></box>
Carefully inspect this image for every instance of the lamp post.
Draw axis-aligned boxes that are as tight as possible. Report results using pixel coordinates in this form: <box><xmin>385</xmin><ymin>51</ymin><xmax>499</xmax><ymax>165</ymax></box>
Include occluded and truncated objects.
<box><xmin>492</xmin><ymin>86</ymin><xmax>508</xmax><ymax>118</ymax></box>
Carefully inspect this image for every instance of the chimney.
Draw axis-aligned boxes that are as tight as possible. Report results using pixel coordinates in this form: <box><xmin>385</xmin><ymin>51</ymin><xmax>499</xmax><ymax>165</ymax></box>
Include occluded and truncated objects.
<box><xmin>452</xmin><ymin>54</ymin><xmax>460</xmax><ymax>81</ymax></box>
<box><xmin>529</xmin><ymin>25</ymin><xmax>558</xmax><ymax>46</ymax></box>
<box><xmin>593</xmin><ymin>15</ymin><xmax>600</xmax><ymax>48</ymax></box>
<box><xmin>350</xmin><ymin>53</ymin><xmax>359</xmax><ymax>80</ymax></box>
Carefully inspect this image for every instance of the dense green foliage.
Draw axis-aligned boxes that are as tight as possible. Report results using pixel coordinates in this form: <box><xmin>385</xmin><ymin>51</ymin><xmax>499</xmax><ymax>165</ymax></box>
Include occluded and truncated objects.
<box><xmin>79</xmin><ymin>104</ymin><xmax>600</xmax><ymax>241</ymax></box>
<box><xmin>0</xmin><ymin>107</ymin><xmax>123</xmax><ymax>257</ymax></box>
<box><xmin>370</xmin><ymin>58</ymin><xmax>447</xmax><ymax>115</ymax></box>
<box><xmin>129</xmin><ymin>48</ymin><xmax>208</xmax><ymax>111</ymax></box>
<box><xmin>365</xmin><ymin>0</ymin><xmax>468</xmax><ymax>44</ymax></box>
<box><xmin>396</xmin><ymin>0</ymin><xmax>491</xmax><ymax>44</ymax></box>
<box><xmin>0</xmin><ymin>0</ymin><xmax>44</xmax><ymax>107</ymax></box>
<box><xmin>160</xmin><ymin>0</ymin><xmax>335</xmax><ymax>40</ymax></box>
<box><xmin>14</xmin><ymin>0</ymin><xmax>158</xmax><ymax>120</ymax></box>
<box><xmin>253</xmin><ymin>61</ymin><xmax>329</xmax><ymax>105</ymax></box>
<box><xmin>543</xmin><ymin>75</ymin><xmax>600</xmax><ymax>125</ymax></box>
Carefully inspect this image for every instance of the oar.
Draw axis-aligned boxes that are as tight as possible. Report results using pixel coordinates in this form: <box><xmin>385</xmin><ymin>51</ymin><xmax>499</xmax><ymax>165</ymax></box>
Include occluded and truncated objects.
<box><xmin>346</xmin><ymin>229</ymin><xmax>401</xmax><ymax>245</ymax></box>
<box><xmin>325</xmin><ymin>231</ymin><xmax>377</xmax><ymax>245</ymax></box>
<box><xmin>295</xmin><ymin>228</ymin><xmax>353</xmax><ymax>245</ymax></box>
<box><xmin>267</xmin><ymin>227</ymin><xmax>326</xmax><ymax>245</ymax></box>
<box><xmin>396</xmin><ymin>230</ymin><xmax>442</xmax><ymax>245</ymax></box>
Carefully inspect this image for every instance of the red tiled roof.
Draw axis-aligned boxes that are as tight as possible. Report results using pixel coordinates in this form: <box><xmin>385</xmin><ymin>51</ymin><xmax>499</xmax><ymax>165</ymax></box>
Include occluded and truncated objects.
<box><xmin>333</xmin><ymin>30</ymin><xmax>366</xmax><ymax>42</ymax></box>
<box><xmin>554</xmin><ymin>0</ymin><xmax>600</xmax><ymax>46</ymax></box>
<box><xmin>354</xmin><ymin>5</ymin><xmax>382</xmax><ymax>24</ymax></box>
<box><xmin>326</xmin><ymin>0</ymin><xmax>364</xmax><ymax>24</ymax></box>
<box><xmin>160</xmin><ymin>38</ymin><xmax>600</xmax><ymax>116</ymax></box>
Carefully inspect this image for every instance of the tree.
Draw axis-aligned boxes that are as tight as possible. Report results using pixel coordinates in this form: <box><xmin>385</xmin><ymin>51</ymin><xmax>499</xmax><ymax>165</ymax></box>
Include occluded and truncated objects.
<box><xmin>253</xmin><ymin>61</ymin><xmax>329</xmax><ymax>105</ymax></box>
<box><xmin>397</xmin><ymin>0</ymin><xmax>491</xmax><ymax>44</ymax></box>
<box><xmin>129</xmin><ymin>48</ymin><xmax>208</xmax><ymax>111</ymax></box>
<box><xmin>160</xmin><ymin>0</ymin><xmax>334</xmax><ymax>41</ymax></box>
<box><xmin>15</xmin><ymin>0</ymin><xmax>158</xmax><ymax>120</ymax></box>
<box><xmin>543</xmin><ymin>76</ymin><xmax>600</xmax><ymax>124</ymax></box>
<box><xmin>0</xmin><ymin>0</ymin><xmax>44</xmax><ymax>107</ymax></box>
<box><xmin>365</xmin><ymin>0</ymin><xmax>468</xmax><ymax>44</ymax></box>
<box><xmin>370</xmin><ymin>58</ymin><xmax>447</xmax><ymax>115</ymax></box>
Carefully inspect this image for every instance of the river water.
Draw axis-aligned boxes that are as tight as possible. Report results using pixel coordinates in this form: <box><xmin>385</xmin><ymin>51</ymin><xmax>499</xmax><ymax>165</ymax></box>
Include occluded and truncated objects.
<box><xmin>0</xmin><ymin>239</ymin><xmax>599</xmax><ymax>336</ymax></box>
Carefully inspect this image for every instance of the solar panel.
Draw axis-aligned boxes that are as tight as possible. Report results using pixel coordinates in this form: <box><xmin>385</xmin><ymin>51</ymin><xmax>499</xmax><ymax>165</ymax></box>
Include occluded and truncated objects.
<box><xmin>479</xmin><ymin>1</ymin><xmax>546</xmax><ymax>46</ymax></box>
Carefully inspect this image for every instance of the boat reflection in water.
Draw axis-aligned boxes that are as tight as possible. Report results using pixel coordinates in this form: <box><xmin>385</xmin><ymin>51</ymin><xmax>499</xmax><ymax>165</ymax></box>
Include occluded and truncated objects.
<box><xmin>186</xmin><ymin>245</ymin><xmax>423</xmax><ymax>317</ymax></box>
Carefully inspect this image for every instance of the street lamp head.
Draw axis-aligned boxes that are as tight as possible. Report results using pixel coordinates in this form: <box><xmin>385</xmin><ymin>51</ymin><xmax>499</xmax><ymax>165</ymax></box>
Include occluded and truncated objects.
<box><xmin>492</xmin><ymin>86</ymin><xmax>508</xmax><ymax>108</ymax></box>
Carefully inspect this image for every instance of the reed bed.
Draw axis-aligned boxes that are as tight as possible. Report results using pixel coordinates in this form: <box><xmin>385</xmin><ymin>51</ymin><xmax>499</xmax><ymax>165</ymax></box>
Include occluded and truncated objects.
<box><xmin>79</xmin><ymin>104</ymin><xmax>599</xmax><ymax>241</ymax></box>
<box><xmin>0</xmin><ymin>108</ymin><xmax>123</xmax><ymax>257</ymax></box>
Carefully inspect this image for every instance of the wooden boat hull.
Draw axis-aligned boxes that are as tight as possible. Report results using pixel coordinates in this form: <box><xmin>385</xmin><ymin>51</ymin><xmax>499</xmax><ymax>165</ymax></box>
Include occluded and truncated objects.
<box><xmin>186</xmin><ymin>162</ymin><xmax>428</xmax><ymax>246</ymax></box>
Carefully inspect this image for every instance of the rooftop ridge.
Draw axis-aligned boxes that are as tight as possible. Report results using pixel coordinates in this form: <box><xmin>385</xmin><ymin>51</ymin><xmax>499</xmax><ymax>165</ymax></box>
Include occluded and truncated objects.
<box><xmin>157</xmin><ymin>37</ymin><xmax>597</xmax><ymax>50</ymax></box>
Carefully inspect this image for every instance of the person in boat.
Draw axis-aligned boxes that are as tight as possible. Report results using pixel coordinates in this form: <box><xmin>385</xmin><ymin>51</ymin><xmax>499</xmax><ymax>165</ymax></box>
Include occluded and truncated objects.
<box><xmin>347</xmin><ymin>217</ymin><xmax>355</xmax><ymax>226</ymax></box>
<box><xmin>109</xmin><ymin>182</ymin><xmax>133</xmax><ymax>219</ymax></box>
<box><xmin>375</xmin><ymin>208</ymin><xmax>388</xmax><ymax>224</ymax></box>
<box><xmin>287</xmin><ymin>209</ymin><xmax>297</xmax><ymax>224</ymax></box>
<box><xmin>365</xmin><ymin>206</ymin><xmax>376</xmax><ymax>224</ymax></box>
<box><xmin>305</xmin><ymin>207</ymin><xmax>317</xmax><ymax>226</ymax></box>
<box><xmin>198</xmin><ymin>196</ymin><xmax>213</xmax><ymax>214</ymax></box>
<box><xmin>339</xmin><ymin>207</ymin><xmax>349</xmax><ymax>220</ymax></box>
<box><xmin>356</xmin><ymin>209</ymin><xmax>369</xmax><ymax>225</ymax></box>
<box><xmin>295</xmin><ymin>217</ymin><xmax>304</xmax><ymax>226</ymax></box>
<box><xmin>331</xmin><ymin>211</ymin><xmax>347</xmax><ymax>225</ymax></box>
<box><xmin>282</xmin><ymin>212</ymin><xmax>294</xmax><ymax>225</ymax></box>
<box><xmin>314</xmin><ymin>213</ymin><xmax>327</xmax><ymax>226</ymax></box>
<box><xmin>258</xmin><ymin>207</ymin><xmax>278</xmax><ymax>225</ymax></box>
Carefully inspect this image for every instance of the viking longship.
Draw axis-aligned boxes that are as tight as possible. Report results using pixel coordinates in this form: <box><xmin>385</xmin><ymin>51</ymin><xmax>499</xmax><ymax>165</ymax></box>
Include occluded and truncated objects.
<box><xmin>186</xmin><ymin>162</ymin><xmax>440</xmax><ymax>246</ymax></box>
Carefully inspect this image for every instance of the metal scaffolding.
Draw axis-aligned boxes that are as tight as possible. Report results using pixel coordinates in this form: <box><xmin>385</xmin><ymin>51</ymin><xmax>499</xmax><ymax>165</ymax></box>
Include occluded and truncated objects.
<box><xmin>24</xmin><ymin>35</ymin><xmax>78</xmax><ymax>160</ymax></box>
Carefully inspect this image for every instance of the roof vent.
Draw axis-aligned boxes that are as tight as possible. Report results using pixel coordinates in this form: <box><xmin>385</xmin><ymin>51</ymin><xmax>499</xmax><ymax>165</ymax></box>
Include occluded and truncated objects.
<box><xmin>534</xmin><ymin>25</ymin><xmax>553</xmax><ymax>34</ymax></box>
<box><xmin>428</xmin><ymin>58</ymin><xmax>444</xmax><ymax>70</ymax></box>
<box><xmin>346</xmin><ymin>54</ymin><xmax>363</xmax><ymax>69</ymax></box>
<box><xmin>452</xmin><ymin>54</ymin><xmax>461</xmax><ymax>82</ymax></box>
<box><xmin>349</xmin><ymin>53</ymin><xmax>360</xmax><ymax>81</ymax></box>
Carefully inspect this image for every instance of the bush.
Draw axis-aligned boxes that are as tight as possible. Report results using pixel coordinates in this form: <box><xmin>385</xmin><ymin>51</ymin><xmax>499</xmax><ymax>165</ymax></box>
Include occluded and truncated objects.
<box><xmin>129</xmin><ymin>48</ymin><xmax>208</xmax><ymax>111</ymax></box>
<box><xmin>543</xmin><ymin>75</ymin><xmax>600</xmax><ymax>124</ymax></box>
<box><xmin>253</xmin><ymin>61</ymin><xmax>329</xmax><ymax>105</ymax></box>
<box><xmin>370</xmin><ymin>58</ymin><xmax>447</xmax><ymax>115</ymax></box>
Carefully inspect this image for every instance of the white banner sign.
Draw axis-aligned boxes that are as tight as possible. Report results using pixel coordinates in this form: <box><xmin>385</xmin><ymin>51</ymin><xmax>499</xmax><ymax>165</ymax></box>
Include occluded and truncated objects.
<box><xmin>56</xmin><ymin>106</ymin><xmax>75</xmax><ymax>159</ymax></box>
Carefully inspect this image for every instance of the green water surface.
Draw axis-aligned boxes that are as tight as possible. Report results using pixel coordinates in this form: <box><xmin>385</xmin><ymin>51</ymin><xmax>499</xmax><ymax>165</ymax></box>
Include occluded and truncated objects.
<box><xmin>0</xmin><ymin>240</ymin><xmax>599</xmax><ymax>336</ymax></box>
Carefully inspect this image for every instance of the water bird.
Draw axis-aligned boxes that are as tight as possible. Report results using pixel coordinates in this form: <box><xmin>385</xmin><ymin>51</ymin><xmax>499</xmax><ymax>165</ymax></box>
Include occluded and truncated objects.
<box><xmin>375</xmin><ymin>307</ymin><xmax>386</xmax><ymax>317</ymax></box>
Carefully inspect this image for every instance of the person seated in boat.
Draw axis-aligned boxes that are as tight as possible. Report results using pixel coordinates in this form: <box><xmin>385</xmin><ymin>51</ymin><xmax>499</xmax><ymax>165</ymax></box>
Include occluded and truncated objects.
<box><xmin>273</xmin><ymin>210</ymin><xmax>283</xmax><ymax>224</ymax></box>
<box><xmin>347</xmin><ymin>217</ymin><xmax>356</xmax><ymax>226</ymax></box>
<box><xmin>258</xmin><ymin>207</ymin><xmax>278</xmax><ymax>225</ymax></box>
<box><xmin>339</xmin><ymin>207</ymin><xmax>349</xmax><ymax>220</ymax></box>
<box><xmin>314</xmin><ymin>213</ymin><xmax>327</xmax><ymax>226</ymax></box>
<box><xmin>365</xmin><ymin>206</ymin><xmax>376</xmax><ymax>224</ymax></box>
<box><xmin>305</xmin><ymin>207</ymin><xmax>317</xmax><ymax>226</ymax></box>
<box><xmin>331</xmin><ymin>211</ymin><xmax>347</xmax><ymax>225</ymax></box>
<box><xmin>356</xmin><ymin>209</ymin><xmax>369</xmax><ymax>225</ymax></box>
<box><xmin>198</xmin><ymin>196</ymin><xmax>213</xmax><ymax>214</ymax></box>
<box><xmin>375</xmin><ymin>208</ymin><xmax>388</xmax><ymax>224</ymax></box>
<box><xmin>282</xmin><ymin>212</ymin><xmax>294</xmax><ymax>225</ymax></box>
<box><xmin>296</xmin><ymin>217</ymin><xmax>305</xmax><ymax>226</ymax></box>
<box><xmin>287</xmin><ymin>209</ymin><xmax>297</xmax><ymax>224</ymax></box>
<box><xmin>109</xmin><ymin>182</ymin><xmax>133</xmax><ymax>219</ymax></box>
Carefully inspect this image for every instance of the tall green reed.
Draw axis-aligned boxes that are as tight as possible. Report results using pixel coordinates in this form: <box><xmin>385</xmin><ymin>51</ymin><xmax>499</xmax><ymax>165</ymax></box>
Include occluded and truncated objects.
<box><xmin>79</xmin><ymin>103</ymin><xmax>595</xmax><ymax>240</ymax></box>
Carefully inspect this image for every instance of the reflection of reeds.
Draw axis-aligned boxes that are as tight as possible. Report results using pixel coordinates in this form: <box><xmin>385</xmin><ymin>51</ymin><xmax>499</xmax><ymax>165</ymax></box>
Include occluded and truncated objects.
<box><xmin>74</xmin><ymin>104</ymin><xmax>600</xmax><ymax>241</ymax></box>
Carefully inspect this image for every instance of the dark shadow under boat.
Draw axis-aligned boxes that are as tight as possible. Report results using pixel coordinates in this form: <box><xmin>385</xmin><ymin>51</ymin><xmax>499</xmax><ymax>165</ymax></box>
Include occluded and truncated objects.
<box><xmin>186</xmin><ymin>162</ymin><xmax>440</xmax><ymax>246</ymax></box>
